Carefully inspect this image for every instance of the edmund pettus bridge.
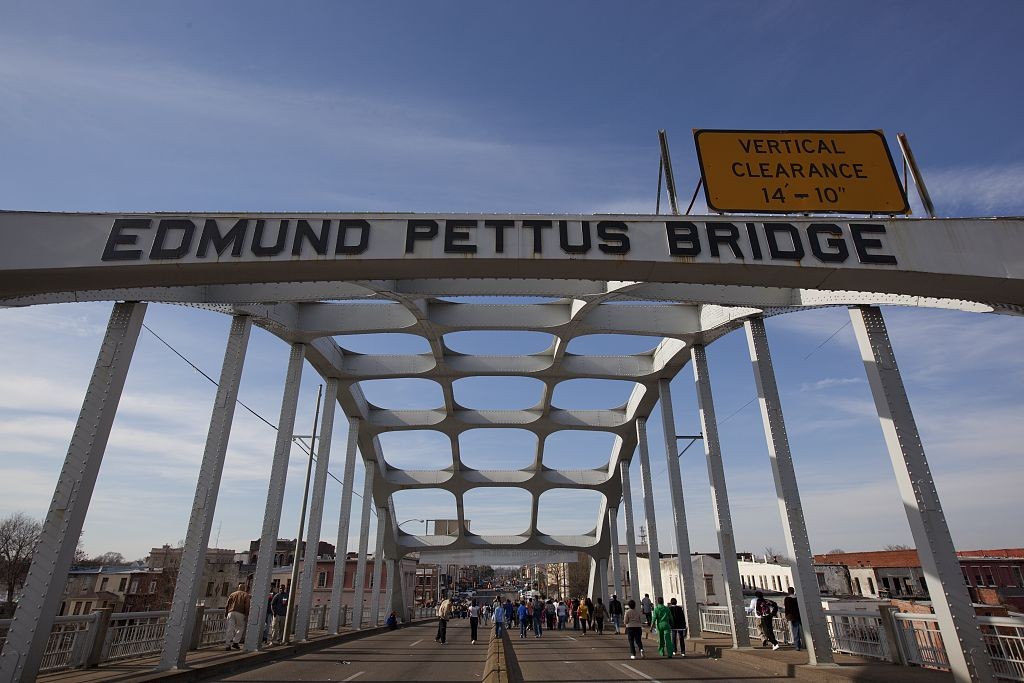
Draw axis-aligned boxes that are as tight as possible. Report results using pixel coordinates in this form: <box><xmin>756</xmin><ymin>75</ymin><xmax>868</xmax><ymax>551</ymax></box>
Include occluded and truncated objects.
<box><xmin>0</xmin><ymin>211</ymin><xmax>1021</xmax><ymax>682</ymax></box>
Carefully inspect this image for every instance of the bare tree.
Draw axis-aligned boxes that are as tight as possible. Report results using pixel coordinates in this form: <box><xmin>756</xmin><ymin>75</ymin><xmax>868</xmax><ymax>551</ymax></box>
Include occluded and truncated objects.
<box><xmin>884</xmin><ymin>544</ymin><xmax>913</xmax><ymax>551</ymax></box>
<box><xmin>763</xmin><ymin>546</ymin><xmax>790</xmax><ymax>565</ymax></box>
<box><xmin>825</xmin><ymin>548</ymin><xmax>846</xmax><ymax>555</ymax></box>
<box><xmin>566</xmin><ymin>556</ymin><xmax>590</xmax><ymax>599</ymax></box>
<box><xmin>0</xmin><ymin>512</ymin><xmax>42</xmax><ymax>607</ymax></box>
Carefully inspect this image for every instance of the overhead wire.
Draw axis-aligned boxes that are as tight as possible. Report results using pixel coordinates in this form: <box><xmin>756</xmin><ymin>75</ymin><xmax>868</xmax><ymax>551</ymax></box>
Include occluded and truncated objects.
<box><xmin>141</xmin><ymin>323</ymin><xmax>374</xmax><ymax>513</ymax></box>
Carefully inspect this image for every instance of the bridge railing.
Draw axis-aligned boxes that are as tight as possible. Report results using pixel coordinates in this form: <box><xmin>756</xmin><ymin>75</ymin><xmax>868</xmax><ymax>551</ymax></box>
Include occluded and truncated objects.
<box><xmin>0</xmin><ymin>613</ymin><xmax>98</xmax><ymax>673</ymax></box>
<box><xmin>697</xmin><ymin>605</ymin><xmax>1024</xmax><ymax>680</ymax></box>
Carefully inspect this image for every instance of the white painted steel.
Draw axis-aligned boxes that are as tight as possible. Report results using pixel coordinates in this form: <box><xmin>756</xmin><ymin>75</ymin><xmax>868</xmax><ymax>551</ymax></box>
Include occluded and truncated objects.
<box><xmin>160</xmin><ymin>315</ymin><xmax>252</xmax><ymax>668</ymax></box>
<box><xmin>607</xmin><ymin>508</ymin><xmax>623</xmax><ymax>601</ymax></box>
<box><xmin>0</xmin><ymin>302</ymin><xmax>146</xmax><ymax>683</ymax></box>
<box><xmin>619</xmin><ymin>461</ymin><xmax>641</xmax><ymax>603</ymax></box>
<box><xmin>329</xmin><ymin>416</ymin><xmax>360</xmax><ymax>633</ymax></box>
<box><xmin>744</xmin><ymin>318</ymin><xmax>833</xmax><ymax>666</ymax></box>
<box><xmin>691</xmin><ymin>345</ymin><xmax>749</xmax><ymax>648</ymax></box>
<box><xmin>657</xmin><ymin>378</ymin><xmax>700</xmax><ymax>636</ymax></box>
<box><xmin>244</xmin><ymin>343</ymin><xmax>306</xmax><ymax>651</ymax></box>
<box><xmin>850</xmin><ymin>306</ymin><xmax>995</xmax><ymax>683</ymax></box>
<box><xmin>295</xmin><ymin>377</ymin><xmax>340</xmax><ymax>642</ymax></box>
<box><xmin>635</xmin><ymin>418</ymin><xmax>664</xmax><ymax>600</ymax></box>
<box><xmin>351</xmin><ymin>465</ymin><xmax>375</xmax><ymax>630</ymax></box>
<box><xmin>369</xmin><ymin>507</ymin><xmax>387</xmax><ymax>627</ymax></box>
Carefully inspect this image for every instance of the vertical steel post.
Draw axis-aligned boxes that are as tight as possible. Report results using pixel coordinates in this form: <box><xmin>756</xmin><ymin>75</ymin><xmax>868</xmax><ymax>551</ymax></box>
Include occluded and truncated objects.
<box><xmin>369</xmin><ymin>507</ymin><xmax>387</xmax><ymax>626</ymax></box>
<box><xmin>351</xmin><ymin>464</ymin><xmax>375</xmax><ymax>630</ymax></box>
<box><xmin>850</xmin><ymin>306</ymin><xmax>993</xmax><ymax>682</ymax></box>
<box><xmin>329</xmin><ymin>416</ymin><xmax>360</xmax><ymax>632</ymax></box>
<box><xmin>636</xmin><ymin>418</ymin><xmax>664</xmax><ymax>599</ymax></box>
<box><xmin>607</xmin><ymin>508</ymin><xmax>623</xmax><ymax>600</ymax></box>
<box><xmin>744</xmin><ymin>318</ymin><xmax>833</xmax><ymax>665</ymax></box>
<box><xmin>244</xmin><ymin>343</ymin><xmax>305</xmax><ymax>651</ymax></box>
<box><xmin>619</xmin><ymin>461</ymin><xmax>641</xmax><ymax>602</ymax></box>
<box><xmin>597</xmin><ymin>558</ymin><xmax>609</xmax><ymax>603</ymax></box>
<box><xmin>295</xmin><ymin>378</ymin><xmax>339</xmax><ymax>641</ymax></box>
<box><xmin>657</xmin><ymin>378</ymin><xmax>701</xmax><ymax>636</ymax></box>
<box><xmin>587</xmin><ymin>556</ymin><xmax>598</xmax><ymax>599</ymax></box>
<box><xmin>691</xmin><ymin>344</ymin><xmax>749</xmax><ymax>647</ymax></box>
<box><xmin>384</xmin><ymin>559</ymin><xmax>397</xmax><ymax>622</ymax></box>
<box><xmin>0</xmin><ymin>302</ymin><xmax>146</xmax><ymax>683</ymax></box>
<box><xmin>159</xmin><ymin>315</ymin><xmax>252</xmax><ymax>669</ymax></box>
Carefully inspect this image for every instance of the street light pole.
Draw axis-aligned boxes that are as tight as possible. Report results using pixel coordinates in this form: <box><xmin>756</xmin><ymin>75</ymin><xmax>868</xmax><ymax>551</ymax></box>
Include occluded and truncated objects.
<box><xmin>283</xmin><ymin>384</ymin><xmax>322</xmax><ymax>644</ymax></box>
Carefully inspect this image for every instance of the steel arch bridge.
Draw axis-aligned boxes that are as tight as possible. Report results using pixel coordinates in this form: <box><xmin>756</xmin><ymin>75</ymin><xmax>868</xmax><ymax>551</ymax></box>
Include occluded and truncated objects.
<box><xmin>0</xmin><ymin>212</ymin><xmax>1021</xmax><ymax>683</ymax></box>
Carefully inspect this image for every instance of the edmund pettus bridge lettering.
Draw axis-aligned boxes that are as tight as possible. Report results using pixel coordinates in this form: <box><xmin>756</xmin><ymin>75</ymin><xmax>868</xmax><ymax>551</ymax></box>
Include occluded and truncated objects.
<box><xmin>101</xmin><ymin>217</ymin><xmax>896</xmax><ymax>266</ymax></box>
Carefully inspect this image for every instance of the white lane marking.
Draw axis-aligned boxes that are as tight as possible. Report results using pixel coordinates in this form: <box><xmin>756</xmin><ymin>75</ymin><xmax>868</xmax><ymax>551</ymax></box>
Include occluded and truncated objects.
<box><xmin>343</xmin><ymin>672</ymin><xmax>365</xmax><ymax>682</ymax></box>
<box><xmin>620</xmin><ymin>663</ymin><xmax>662</xmax><ymax>683</ymax></box>
<box><xmin>408</xmin><ymin>639</ymin><xmax>423</xmax><ymax>647</ymax></box>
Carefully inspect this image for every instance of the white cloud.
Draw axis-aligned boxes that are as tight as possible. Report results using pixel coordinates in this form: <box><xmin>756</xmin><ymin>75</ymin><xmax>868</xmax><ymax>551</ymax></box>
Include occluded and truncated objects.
<box><xmin>926</xmin><ymin>163</ymin><xmax>1024</xmax><ymax>216</ymax></box>
<box><xmin>799</xmin><ymin>377</ymin><xmax>863</xmax><ymax>392</ymax></box>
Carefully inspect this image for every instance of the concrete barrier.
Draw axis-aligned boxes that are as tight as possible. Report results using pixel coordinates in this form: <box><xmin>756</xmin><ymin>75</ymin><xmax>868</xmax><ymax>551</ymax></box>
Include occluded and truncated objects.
<box><xmin>481</xmin><ymin>628</ymin><xmax>523</xmax><ymax>683</ymax></box>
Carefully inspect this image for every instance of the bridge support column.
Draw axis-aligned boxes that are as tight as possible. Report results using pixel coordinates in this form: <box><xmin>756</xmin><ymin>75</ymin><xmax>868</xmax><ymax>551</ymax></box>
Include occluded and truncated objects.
<box><xmin>245</xmin><ymin>343</ymin><xmax>305</xmax><ymax>651</ymax></box>
<box><xmin>295</xmin><ymin>378</ymin><xmax>339</xmax><ymax>642</ymax></box>
<box><xmin>744</xmin><ymin>318</ymin><xmax>833</xmax><ymax>665</ymax></box>
<box><xmin>692</xmin><ymin>344</ymin><xmax>749</xmax><ymax>648</ymax></box>
<box><xmin>607</xmin><ymin>508</ymin><xmax>623</xmax><ymax>600</ymax></box>
<box><xmin>850</xmin><ymin>306</ymin><xmax>993</xmax><ymax>683</ymax></box>
<box><xmin>160</xmin><ymin>315</ymin><xmax>252</xmax><ymax>669</ymax></box>
<box><xmin>369</xmin><ymin>507</ymin><xmax>387</xmax><ymax>626</ymax></box>
<box><xmin>597</xmin><ymin>558</ymin><xmax>609</xmax><ymax>603</ymax></box>
<box><xmin>0</xmin><ymin>302</ymin><xmax>146</xmax><ymax>683</ymax></box>
<box><xmin>619</xmin><ymin>461</ymin><xmax>641</xmax><ymax>602</ymax></box>
<box><xmin>636</xmin><ymin>418</ymin><xmax>664</xmax><ymax>599</ymax></box>
<box><xmin>329</xmin><ymin>417</ymin><xmax>360</xmax><ymax>632</ymax></box>
<box><xmin>351</xmin><ymin>463</ymin><xmax>375</xmax><ymax>630</ymax></box>
<box><xmin>658</xmin><ymin>378</ymin><xmax>701</xmax><ymax>636</ymax></box>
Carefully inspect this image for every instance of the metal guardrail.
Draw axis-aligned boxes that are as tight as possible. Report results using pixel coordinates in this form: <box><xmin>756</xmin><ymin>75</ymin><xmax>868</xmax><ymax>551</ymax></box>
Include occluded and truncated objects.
<box><xmin>104</xmin><ymin>611</ymin><xmax>169</xmax><ymax>662</ymax></box>
<box><xmin>698</xmin><ymin>605</ymin><xmax>1024</xmax><ymax>681</ymax></box>
<box><xmin>0</xmin><ymin>614</ymin><xmax>98</xmax><ymax>673</ymax></box>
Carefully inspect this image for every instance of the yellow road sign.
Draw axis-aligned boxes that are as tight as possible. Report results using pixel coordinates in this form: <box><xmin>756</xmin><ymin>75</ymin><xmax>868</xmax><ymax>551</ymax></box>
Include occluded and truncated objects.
<box><xmin>694</xmin><ymin>129</ymin><xmax>909</xmax><ymax>214</ymax></box>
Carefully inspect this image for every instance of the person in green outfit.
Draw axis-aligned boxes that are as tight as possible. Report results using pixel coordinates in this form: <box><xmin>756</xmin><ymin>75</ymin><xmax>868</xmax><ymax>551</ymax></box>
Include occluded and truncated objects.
<box><xmin>652</xmin><ymin>596</ymin><xmax>673</xmax><ymax>658</ymax></box>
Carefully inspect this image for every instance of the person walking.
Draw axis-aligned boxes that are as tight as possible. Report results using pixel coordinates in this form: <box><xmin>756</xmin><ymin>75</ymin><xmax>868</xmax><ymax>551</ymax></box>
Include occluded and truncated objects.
<box><xmin>755</xmin><ymin>591</ymin><xmax>780</xmax><ymax>650</ymax></box>
<box><xmin>571</xmin><ymin>598</ymin><xmax>580</xmax><ymax>630</ymax></box>
<box><xmin>668</xmin><ymin>598</ymin><xmax>687</xmax><ymax>656</ymax></box>
<box><xmin>608</xmin><ymin>594</ymin><xmax>623</xmax><ymax>635</ymax></box>
<box><xmin>269</xmin><ymin>586</ymin><xmax>289</xmax><ymax>645</ymax></box>
<box><xmin>556</xmin><ymin>600</ymin><xmax>568</xmax><ymax>630</ymax></box>
<box><xmin>577</xmin><ymin>598</ymin><xmax>590</xmax><ymax>635</ymax></box>
<box><xmin>623</xmin><ymin>599</ymin><xmax>645</xmax><ymax>659</ymax></box>
<box><xmin>652</xmin><ymin>597</ymin><xmax>673</xmax><ymax>657</ymax></box>
<box><xmin>469</xmin><ymin>600</ymin><xmax>480</xmax><ymax>643</ymax></box>
<box><xmin>784</xmin><ymin>587</ymin><xmax>803</xmax><ymax>651</ymax></box>
<box><xmin>585</xmin><ymin>597</ymin><xmax>595</xmax><ymax>630</ymax></box>
<box><xmin>517</xmin><ymin>601</ymin><xmax>529</xmax><ymax>639</ymax></box>
<box><xmin>493</xmin><ymin>601</ymin><xmax>506</xmax><ymax>637</ymax></box>
<box><xmin>435</xmin><ymin>595</ymin><xmax>453</xmax><ymax>644</ymax></box>
<box><xmin>546</xmin><ymin>599</ymin><xmax>556</xmax><ymax>630</ymax></box>
<box><xmin>593</xmin><ymin>597</ymin><xmax>608</xmax><ymax>635</ymax></box>
<box><xmin>641</xmin><ymin>594</ymin><xmax>653</xmax><ymax>628</ymax></box>
<box><xmin>223</xmin><ymin>582</ymin><xmax>250</xmax><ymax>651</ymax></box>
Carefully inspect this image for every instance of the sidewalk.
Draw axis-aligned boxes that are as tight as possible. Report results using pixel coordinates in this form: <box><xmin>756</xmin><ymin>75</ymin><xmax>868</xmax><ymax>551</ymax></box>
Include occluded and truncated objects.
<box><xmin>37</xmin><ymin>620</ymin><xmax>434</xmax><ymax>683</ymax></box>
<box><xmin>690</xmin><ymin>632</ymin><xmax>954</xmax><ymax>682</ymax></box>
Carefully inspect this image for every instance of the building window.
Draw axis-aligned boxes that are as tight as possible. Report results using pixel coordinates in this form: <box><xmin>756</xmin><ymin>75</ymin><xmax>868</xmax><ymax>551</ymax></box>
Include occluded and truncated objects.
<box><xmin>83</xmin><ymin>601</ymin><xmax>92</xmax><ymax>614</ymax></box>
<box><xmin>963</xmin><ymin>569</ymin><xmax>972</xmax><ymax>585</ymax></box>
<box><xmin>100</xmin><ymin>577</ymin><xmax>108</xmax><ymax>591</ymax></box>
<box><xmin>318</xmin><ymin>571</ymin><xmax>328</xmax><ymax>588</ymax></box>
<box><xmin>149</xmin><ymin>580</ymin><xmax>157</xmax><ymax>593</ymax></box>
<box><xmin>867</xmin><ymin>577</ymin><xmax>875</xmax><ymax>594</ymax></box>
<box><xmin>984</xmin><ymin>569</ymin><xmax>996</xmax><ymax>587</ymax></box>
<box><xmin>1013</xmin><ymin>567</ymin><xmax>1024</xmax><ymax>588</ymax></box>
<box><xmin>816</xmin><ymin>572</ymin><xmax>827</xmax><ymax>593</ymax></box>
<box><xmin>704</xmin><ymin>575</ymin><xmax>715</xmax><ymax>596</ymax></box>
<box><xmin>73</xmin><ymin>602</ymin><xmax>82</xmax><ymax>616</ymax></box>
<box><xmin>853</xmin><ymin>577</ymin><xmax>862</xmax><ymax>595</ymax></box>
<box><xmin>919</xmin><ymin>577</ymin><xmax>928</xmax><ymax>595</ymax></box>
<box><xmin>206</xmin><ymin>582</ymin><xmax>214</xmax><ymax>597</ymax></box>
<box><xmin>118</xmin><ymin>577</ymin><xmax>127</xmax><ymax>592</ymax></box>
<box><xmin>222</xmin><ymin>581</ymin><xmax>230</xmax><ymax>596</ymax></box>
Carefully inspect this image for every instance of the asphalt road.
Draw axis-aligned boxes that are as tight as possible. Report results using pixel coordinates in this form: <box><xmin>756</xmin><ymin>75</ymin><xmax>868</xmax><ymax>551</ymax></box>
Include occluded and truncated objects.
<box><xmin>213</xmin><ymin>619</ymin><xmax>487</xmax><ymax>682</ymax></box>
<box><xmin>508</xmin><ymin>625</ymin><xmax>793</xmax><ymax>683</ymax></box>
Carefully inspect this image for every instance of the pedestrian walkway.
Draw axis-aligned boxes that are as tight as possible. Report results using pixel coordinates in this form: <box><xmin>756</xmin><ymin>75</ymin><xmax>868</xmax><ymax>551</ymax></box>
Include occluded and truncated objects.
<box><xmin>505</xmin><ymin>626</ymin><xmax>954</xmax><ymax>682</ymax></box>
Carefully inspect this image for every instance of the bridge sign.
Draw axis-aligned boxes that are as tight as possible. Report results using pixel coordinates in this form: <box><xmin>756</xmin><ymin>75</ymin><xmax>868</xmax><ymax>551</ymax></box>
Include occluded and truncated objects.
<box><xmin>694</xmin><ymin>129</ymin><xmax>910</xmax><ymax>215</ymax></box>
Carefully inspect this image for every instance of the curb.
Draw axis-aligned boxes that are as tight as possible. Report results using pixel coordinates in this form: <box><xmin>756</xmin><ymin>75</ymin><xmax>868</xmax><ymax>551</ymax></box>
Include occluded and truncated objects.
<box><xmin>482</xmin><ymin>629</ymin><xmax>524</xmax><ymax>683</ymax></box>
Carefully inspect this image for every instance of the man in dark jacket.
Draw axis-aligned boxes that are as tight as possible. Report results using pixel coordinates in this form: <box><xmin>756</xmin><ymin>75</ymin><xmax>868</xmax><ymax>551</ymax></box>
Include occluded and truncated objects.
<box><xmin>608</xmin><ymin>594</ymin><xmax>623</xmax><ymax>634</ymax></box>
<box><xmin>783</xmin><ymin>587</ymin><xmax>802</xmax><ymax>651</ymax></box>
<box><xmin>269</xmin><ymin>587</ymin><xmax>289</xmax><ymax>645</ymax></box>
<box><xmin>668</xmin><ymin>598</ymin><xmax>687</xmax><ymax>656</ymax></box>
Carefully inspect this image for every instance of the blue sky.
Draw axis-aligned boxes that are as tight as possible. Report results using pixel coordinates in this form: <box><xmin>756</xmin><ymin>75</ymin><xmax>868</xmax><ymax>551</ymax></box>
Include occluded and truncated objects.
<box><xmin>0</xmin><ymin>1</ymin><xmax>1022</xmax><ymax>561</ymax></box>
